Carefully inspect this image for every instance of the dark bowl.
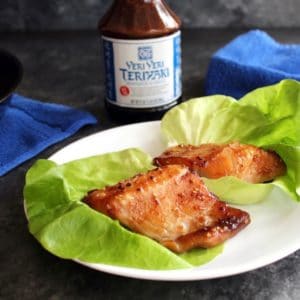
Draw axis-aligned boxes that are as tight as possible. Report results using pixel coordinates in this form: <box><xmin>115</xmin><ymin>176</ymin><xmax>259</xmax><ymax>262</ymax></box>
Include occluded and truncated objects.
<box><xmin>0</xmin><ymin>49</ymin><xmax>23</xmax><ymax>103</ymax></box>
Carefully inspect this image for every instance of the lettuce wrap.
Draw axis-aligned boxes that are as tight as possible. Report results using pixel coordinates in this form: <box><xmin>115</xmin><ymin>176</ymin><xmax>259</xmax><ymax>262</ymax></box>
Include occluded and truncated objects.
<box><xmin>24</xmin><ymin>79</ymin><xmax>300</xmax><ymax>270</ymax></box>
<box><xmin>24</xmin><ymin>149</ymin><xmax>222</xmax><ymax>270</ymax></box>
<box><xmin>161</xmin><ymin>79</ymin><xmax>300</xmax><ymax>203</ymax></box>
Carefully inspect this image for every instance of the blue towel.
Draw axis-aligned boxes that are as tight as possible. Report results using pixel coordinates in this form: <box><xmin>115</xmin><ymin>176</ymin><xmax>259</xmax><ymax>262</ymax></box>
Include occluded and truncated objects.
<box><xmin>0</xmin><ymin>94</ymin><xmax>97</xmax><ymax>176</ymax></box>
<box><xmin>205</xmin><ymin>30</ymin><xmax>300</xmax><ymax>98</ymax></box>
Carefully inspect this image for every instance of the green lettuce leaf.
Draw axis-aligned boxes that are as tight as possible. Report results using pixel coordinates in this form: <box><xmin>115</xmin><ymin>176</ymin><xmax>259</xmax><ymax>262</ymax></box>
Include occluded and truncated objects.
<box><xmin>24</xmin><ymin>148</ymin><xmax>222</xmax><ymax>270</ymax></box>
<box><xmin>161</xmin><ymin>79</ymin><xmax>300</xmax><ymax>203</ymax></box>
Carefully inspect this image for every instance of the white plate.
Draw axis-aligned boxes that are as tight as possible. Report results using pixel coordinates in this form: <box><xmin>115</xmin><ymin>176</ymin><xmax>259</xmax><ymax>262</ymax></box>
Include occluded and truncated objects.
<box><xmin>47</xmin><ymin>121</ymin><xmax>300</xmax><ymax>281</ymax></box>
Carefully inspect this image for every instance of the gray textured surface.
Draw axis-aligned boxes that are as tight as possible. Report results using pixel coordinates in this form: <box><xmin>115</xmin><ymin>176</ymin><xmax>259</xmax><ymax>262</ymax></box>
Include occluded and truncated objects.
<box><xmin>1</xmin><ymin>0</ymin><xmax>300</xmax><ymax>31</ymax></box>
<box><xmin>1</xmin><ymin>28</ymin><xmax>300</xmax><ymax>299</ymax></box>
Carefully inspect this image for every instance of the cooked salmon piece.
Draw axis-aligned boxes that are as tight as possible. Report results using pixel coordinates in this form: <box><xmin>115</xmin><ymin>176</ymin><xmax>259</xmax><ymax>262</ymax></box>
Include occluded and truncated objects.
<box><xmin>154</xmin><ymin>142</ymin><xmax>286</xmax><ymax>184</ymax></box>
<box><xmin>83</xmin><ymin>165</ymin><xmax>250</xmax><ymax>253</ymax></box>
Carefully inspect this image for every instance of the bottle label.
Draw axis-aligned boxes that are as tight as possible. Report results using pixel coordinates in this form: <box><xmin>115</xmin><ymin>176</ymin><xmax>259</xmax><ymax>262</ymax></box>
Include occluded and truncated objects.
<box><xmin>102</xmin><ymin>31</ymin><xmax>181</xmax><ymax>108</ymax></box>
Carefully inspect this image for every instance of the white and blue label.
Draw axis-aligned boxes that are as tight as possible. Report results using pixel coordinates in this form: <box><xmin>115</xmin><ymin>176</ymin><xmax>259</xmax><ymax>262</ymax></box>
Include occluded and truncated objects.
<box><xmin>102</xmin><ymin>31</ymin><xmax>181</xmax><ymax>108</ymax></box>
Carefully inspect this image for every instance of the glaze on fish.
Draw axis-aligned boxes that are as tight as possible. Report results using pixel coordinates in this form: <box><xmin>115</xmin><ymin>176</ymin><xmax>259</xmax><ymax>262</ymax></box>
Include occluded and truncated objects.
<box><xmin>154</xmin><ymin>142</ymin><xmax>286</xmax><ymax>183</ymax></box>
<box><xmin>84</xmin><ymin>165</ymin><xmax>250</xmax><ymax>253</ymax></box>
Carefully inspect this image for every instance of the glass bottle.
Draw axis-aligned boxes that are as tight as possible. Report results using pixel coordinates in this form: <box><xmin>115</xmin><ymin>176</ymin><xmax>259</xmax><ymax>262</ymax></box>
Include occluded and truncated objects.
<box><xmin>99</xmin><ymin>0</ymin><xmax>182</xmax><ymax>123</ymax></box>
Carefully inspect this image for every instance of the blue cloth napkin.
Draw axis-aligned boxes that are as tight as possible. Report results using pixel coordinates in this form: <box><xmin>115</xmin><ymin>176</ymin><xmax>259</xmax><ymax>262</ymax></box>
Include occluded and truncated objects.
<box><xmin>0</xmin><ymin>94</ymin><xmax>97</xmax><ymax>175</ymax></box>
<box><xmin>205</xmin><ymin>30</ymin><xmax>300</xmax><ymax>98</ymax></box>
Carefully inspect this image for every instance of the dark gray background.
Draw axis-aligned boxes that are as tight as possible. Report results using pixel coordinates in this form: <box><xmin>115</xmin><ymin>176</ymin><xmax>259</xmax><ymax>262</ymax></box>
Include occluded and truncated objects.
<box><xmin>1</xmin><ymin>0</ymin><xmax>300</xmax><ymax>32</ymax></box>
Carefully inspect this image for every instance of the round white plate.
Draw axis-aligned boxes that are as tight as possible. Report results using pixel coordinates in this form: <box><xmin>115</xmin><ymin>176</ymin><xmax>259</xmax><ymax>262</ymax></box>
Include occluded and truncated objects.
<box><xmin>47</xmin><ymin>121</ymin><xmax>300</xmax><ymax>281</ymax></box>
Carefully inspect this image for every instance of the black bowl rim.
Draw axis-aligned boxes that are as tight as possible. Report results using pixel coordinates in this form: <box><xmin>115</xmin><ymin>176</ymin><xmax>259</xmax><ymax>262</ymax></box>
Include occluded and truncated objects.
<box><xmin>0</xmin><ymin>48</ymin><xmax>23</xmax><ymax>102</ymax></box>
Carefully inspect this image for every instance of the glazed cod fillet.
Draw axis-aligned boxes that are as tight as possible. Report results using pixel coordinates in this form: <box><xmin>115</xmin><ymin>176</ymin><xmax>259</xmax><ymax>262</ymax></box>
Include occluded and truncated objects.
<box><xmin>83</xmin><ymin>165</ymin><xmax>250</xmax><ymax>253</ymax></box>
<box><xmin>154</xmin><ymin>142</ymin><xmax>286</xmax><ymax>183</ymax></box>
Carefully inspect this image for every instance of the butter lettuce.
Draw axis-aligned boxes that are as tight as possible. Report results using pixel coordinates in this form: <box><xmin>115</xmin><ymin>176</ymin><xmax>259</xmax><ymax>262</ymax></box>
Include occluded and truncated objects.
<box><xmin>161</xmin><ymin>79</ymin><xmax>300</xmax><ymax>203</ymax></box>
<box><xmin>24</xmin><ymin>148</ymin><xmax>222</xmax><ymax>270</ymax></box>
<box><xmin>24</xmin><ymin>79</ymin><xmax>300</xmax><ymax>270</ymax></box>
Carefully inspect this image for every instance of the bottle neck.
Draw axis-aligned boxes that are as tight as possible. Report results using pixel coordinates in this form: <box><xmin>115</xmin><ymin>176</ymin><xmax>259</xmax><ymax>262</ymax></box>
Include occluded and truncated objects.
<box><xmin>114</xmin><ymin>0</ymin><xmax>163</xmax><ymax>4</ymax></box>
<box><xmin>99</xmin><ymin>0</ymin><xmax>181</xmax><ymax>39</ymax></box>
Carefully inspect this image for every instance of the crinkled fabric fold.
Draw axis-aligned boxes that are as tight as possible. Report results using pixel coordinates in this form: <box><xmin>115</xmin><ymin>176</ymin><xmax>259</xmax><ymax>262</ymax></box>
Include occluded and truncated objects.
<box><xmin>205</xmin><ymin>30</ymin><xmax>300</xmax><ymax>98</ymax></box>
<box><xmin>0</xmin><ymin>94</ymin><xmax>97</xmax><ymax>175</ymax></box>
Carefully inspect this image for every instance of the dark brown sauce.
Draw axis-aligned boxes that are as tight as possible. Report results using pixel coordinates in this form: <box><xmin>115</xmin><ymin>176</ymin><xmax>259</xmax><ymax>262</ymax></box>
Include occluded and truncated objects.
<box><xmin>99</xmin><ymin>0</ymin><xmax>182</xmax><ymax>123</ymax></box>
<box><xmin>99</xmin><ymin>0</ymin><xmax>181</xmax><ymax>39</ymax></box>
